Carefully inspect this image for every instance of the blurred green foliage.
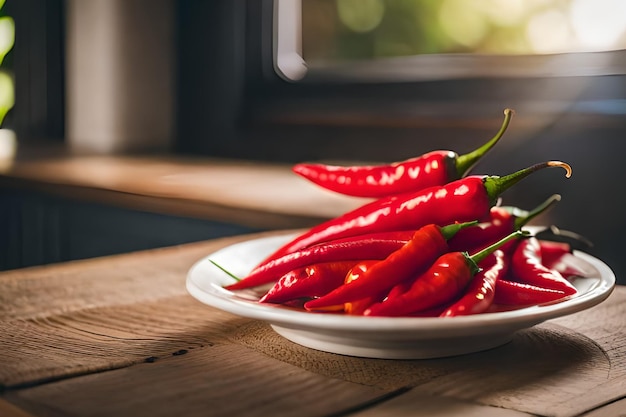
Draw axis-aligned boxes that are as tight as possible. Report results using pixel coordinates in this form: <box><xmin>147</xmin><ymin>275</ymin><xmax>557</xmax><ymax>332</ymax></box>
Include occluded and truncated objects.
<box><xmin>0</xmin><ymin>0</ymin><xmax>13</xmax><ymax>127</ymax></box>
<box><xmin>302</xmin><ymin>0</ymin><xmax>626</xmax><ymax>62</ymax></box>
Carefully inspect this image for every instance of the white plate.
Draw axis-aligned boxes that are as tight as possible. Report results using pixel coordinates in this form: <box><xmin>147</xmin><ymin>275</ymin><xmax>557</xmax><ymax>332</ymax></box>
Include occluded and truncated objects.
<box><xmin>186</xmin><ymin>232</ymin><xmax>616</xmax><ymax>359</ymax></box>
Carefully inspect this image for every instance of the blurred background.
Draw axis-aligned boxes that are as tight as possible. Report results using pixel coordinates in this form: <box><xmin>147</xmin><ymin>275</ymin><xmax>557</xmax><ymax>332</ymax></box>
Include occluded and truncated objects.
<box><xmin>302</xmin><ymin>0</ymin><xmax>626</xmax><ymax>60</ymax></box>
<box><xmin>1</xmin><ymin>0</ymin><xmax>625</xmax><ymax>283</ymax></box>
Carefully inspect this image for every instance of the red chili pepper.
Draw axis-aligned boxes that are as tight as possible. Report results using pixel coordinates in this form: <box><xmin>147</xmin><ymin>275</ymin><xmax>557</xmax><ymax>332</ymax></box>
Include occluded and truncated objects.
<box><xmin>365</xmin><ymin>230</ymin><xmax>526</xmax><ymax>317</ymax></box>
<box><xmin>372</xmin><ymin>276</ymin><xmax>451</xmax><ymax>317</ymax></box>
<box><xmin>447</xmin><ymin>194</ymin><xmax>561</xmax><ymax>254</ymax></box>
<box><xmin>226</xmin><ymin>231</ymin><xmax>414</xmax><ymax>291</ymax></box>
<box><xmin>538</xmin><ymin>240</ymin><xmax>572</xmax><ymax>266</ymax></box>
<box><xmin>494</xmin><ymin>278</ymin><xmax>568</xmax><ymax>306</ymax></box>
<box><xmin>261</xmin><ymin>161</ymin><xmax>572</xmax><ymax>265</ymax></box>
<box><xmin>510</xmin><ymin>236</ymin><xmax>578</xmax><ymax>295</ymax></box>
<box><xmin>440</xmin><ymin>249</ymin><xmax>509</xmax><ymax>317</ymax></box>
<box><xmin>408</xmin><ymin>306</ymin><xmax>450</xmax><ymax>317</ymax></box>
<box><xmin>343</xmin><ymin>261</ymin><xmax>382</xmax><ymax>315</ymax></box>
<box><xmin>304</xmin><ymin>222</ymin><xmax>475</xmax><ymax>311</ymax></box>
<box><xmin>538</xmin><ymin>239</ymin><xmax>596</xmax><ymax>278</ymax></box>
<box><xmin>259</xmin><ymin>261</ymin><xmax>358</xmax><ymax>304</ymax></box>
<box><xmin>292</xmin><ymin>109</ymin><xmax>514</xmax><ymax>198</ymax></box>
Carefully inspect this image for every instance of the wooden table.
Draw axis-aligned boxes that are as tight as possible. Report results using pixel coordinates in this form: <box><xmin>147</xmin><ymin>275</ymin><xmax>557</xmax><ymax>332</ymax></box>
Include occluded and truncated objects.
<box><xmin>1</xmin><ymin>231</ymin><xmax>625</xmax><ymax>417</ymax></box>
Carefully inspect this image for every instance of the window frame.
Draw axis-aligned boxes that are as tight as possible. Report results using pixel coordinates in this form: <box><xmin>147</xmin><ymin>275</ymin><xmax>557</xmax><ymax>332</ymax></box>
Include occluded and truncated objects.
<box><xmin>275</xmin><ymin>0</ymin><xmax>626</xmax><ymax>83</ymax></box>
<box><xmin>227</xmin><ymin>0</ymin><xmax>626</xmax><ymax>163</ymax></box>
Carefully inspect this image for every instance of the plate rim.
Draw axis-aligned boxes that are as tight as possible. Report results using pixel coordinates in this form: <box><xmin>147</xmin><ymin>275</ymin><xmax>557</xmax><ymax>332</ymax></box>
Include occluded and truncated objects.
<box><xmin>186</xmin><ymin>231</ymin><xmax>616</xmax><ymax>335</ymax></box>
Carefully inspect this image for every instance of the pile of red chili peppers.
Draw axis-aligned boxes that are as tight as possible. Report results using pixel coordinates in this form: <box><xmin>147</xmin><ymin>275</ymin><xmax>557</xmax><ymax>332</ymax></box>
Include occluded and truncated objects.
<box><xmin>223</xmin><ymin>109</ymin><xmax>589</xmax><ymax>318</ymax></box>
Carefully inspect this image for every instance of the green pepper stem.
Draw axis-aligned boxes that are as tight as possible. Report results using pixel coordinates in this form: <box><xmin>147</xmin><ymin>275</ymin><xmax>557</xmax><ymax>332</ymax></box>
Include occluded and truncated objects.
<box><xmin>512</xmin><ymin>194</ymin><xmax>561</xmax><ymax>230</ymax></box>
<box><xmin>455</xmin><ymin>108</ymin><xmax>514</xmax><ymax>177</ymax></box>
<box><xmin>464</xmin><ymin>229</ymin><xmax>531</xmax><ymax>275</ymax></box>
<box><xmin>440</xmin><ymin>221</ymin><xmax>479</xmax><ymax>240</ymax></box>
<box><xmin>210</xmin><ymin>259</ymin><xmax>241</xmax><ymax>282</ymax></box>
<box><xmin>483</xmin><ymin>161</ymin><xmax>572</xmax><ymax>206</ymax></box>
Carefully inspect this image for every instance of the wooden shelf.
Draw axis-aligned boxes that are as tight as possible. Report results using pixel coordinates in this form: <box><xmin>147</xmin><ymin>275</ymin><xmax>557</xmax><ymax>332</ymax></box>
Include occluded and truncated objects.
<box><xmin>0</xmin><ymin>146</ymin><xmax>368</xmax><ymax>230</ymax></box>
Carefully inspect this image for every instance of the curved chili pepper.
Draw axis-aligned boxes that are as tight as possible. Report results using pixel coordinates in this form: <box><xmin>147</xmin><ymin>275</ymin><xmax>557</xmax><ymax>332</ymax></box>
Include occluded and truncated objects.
<box><xmin>226</xmin><ymin>231</ymin><xmax>414</xmax><ymax>291</ymax></box>
<box><xmin>259</xmin><ymin>260</ymin><xmax>358</xmax><ymax>304</ymax></box>
<box><xmin>494</xmin><ymin>278</ymin><xmax>568</xmax><ymax>306</ymax></box>
<box><xmin>440</xmin><ymin>252</ymin><xmax>500</xmax><ymax>316</ymax></box>
<box><xmin>376</xmin><ymin>273</ymin><xmax>458</xmax><ymax>317</ymax></box>
<box><xmin>538</xmin><ymin>240</ymin><xmax>578</xmax><ymax>278</ymax></box>
<box><xmin>439</xmin><ymin>249</ymin><xmax>508</xmax><ymax>317</ymax></box>
<box><xmin>292</xmin><ymin>109</ymin><xmax>514</xmax><ymax>198</ymax></box>
<box><xmin>447</xmin><ymin>194</ymin><xmax>561</xmax><ymax>254</ymax></box>
<box><xmin>304</xmin><ymin>222</ymin><xmax>475</xmax><ymax>311</ymax></box>
<box><xmin>373</xmin><ymin>280</ymin><xmax>450</xmax><ymax>316</ymax></box>
<box><xmin>510</xmin><ymin>236</ymin><xmax>578</xmax><ymax>295</ymax></box>
<box><xmin>343</xmin><ymin>261</ymin><xmax>382</xmax><ymax>315</ymax></box>
<box><xmin>260</xmin><ymin>161</ymin><xmax>572</xmax><ymax>266</ymax></box>
<box><xmin>538</xmin><ymin>240</ymin><xmax>572</xmax><ymax>266</ymax></box>
<box><xmin>538</xmin><ymin>240</ymin><xmax>594</xmax><ymax>278</ymax></box>
<box><xmin>365</xmin><ymin>230</ymin><xmax>526</xmax><ymax>317</ymax></box>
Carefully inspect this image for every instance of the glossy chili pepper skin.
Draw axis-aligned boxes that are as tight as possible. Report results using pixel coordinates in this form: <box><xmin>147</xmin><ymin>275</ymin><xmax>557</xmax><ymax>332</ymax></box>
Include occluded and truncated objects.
<box><xmin>304</xmin><ymin>223</ymin><xmax>471</xmax><ymax>310</ymax></box>
<box><xmin>440</xmin><ymin>250</ymin><xmax>508</xmax><ymax>317</ymax></box>
<box><xmin>343</xmin><ymin>261</ymin><xmax>383</xmax><ymax>315</ymax></box>
<box><xmin>494</xmin><ymin>278</ymin><xmax>568</xmax><ymax>305</ymax></box>
<box><xmin>365</xmin><ymin>230</ymin><xmax>525</xmax><ymax>317</ymax></box>
<box><xmin>226</xmin><ymin>231</ymin><xmax>413</xmax><ymax>291</ymax></box>
<box><xmin>538</xmin><ymin>240</ymin><xmax>572</xmax><ymax>266</ymax></box>
<box><xmin>446</xmin><ymin>207</ymin><xmax>515</xmax><ymax>253</ymax></box>
<box><xmin>293</xmin><ymin>151</ymin><xmax>456</xmax><ymax>198</ymax></box>
<box><xmin>259</xmin><ymin>261</ymin><xmax>358</xmax><ymax>304</ymax></box>
<box><xmin>447</xmin><ymin>194</ymin><xmax>561</xmax><ymax>254</ymax></box>
<box><xmin>292</xmin><ymin>109</ymin><xmax>514</xmax><ymax>198</ymax></box>
<box><xmin>365</xmin><ymin>251</ymin><xmax>476</xmax><ymax>317</ymax></box>
<box><xmin>258</xmin><ymin>161</ymin><xmax>572</xmax><ymax>266</ymax></box>
<box><xmin>538</xmin><ymin>239</ymin><xmax>596</xmax><ymax>278</ymax></box>
<box><xmin>259</xmin><ymin>177</ymin><xmax>490</xmax><ymax>266</ymax></box>
<box><xmin>511</xmin><ymin>237</ymin><xmax>578</xmax><ymax>295</ymax></box>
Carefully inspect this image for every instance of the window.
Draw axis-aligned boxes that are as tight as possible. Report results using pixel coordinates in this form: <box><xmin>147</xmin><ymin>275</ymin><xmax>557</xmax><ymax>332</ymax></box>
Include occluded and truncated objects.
<box><xmin>277</xmin><ymin>0</ymin><xmax>626</xmax><ymax>82</ymax></box>
<box><xmin>245</xmin><ymin>0</ymin><xmax>625</xmax><ymax>164</ymax></box>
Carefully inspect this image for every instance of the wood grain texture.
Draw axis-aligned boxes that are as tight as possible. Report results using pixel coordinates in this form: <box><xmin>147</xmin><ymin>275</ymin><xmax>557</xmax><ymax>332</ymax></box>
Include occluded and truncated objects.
<box><xmin>4</xmin><ymin>344</ymin><xmax>388</xmax><ymax>417</ymax></box>
<box><xmin>0</xmin><ymin>231</ymin><xmax>285</xmax><ymax>321</ymax></box>
<box><xmin>0</xmin><ymin>296</ymin><xmax>243</xmax><ymax>388</ymax></box>
<box><xmin>580</xmin><ymin>398</ymin><xmax>626</xmax><ymax>417</ymax></box>
<box><xmin>0</xmin><ymin>231</ymin><xmax>624</xmax><ymax>417</ymax></box>
<box><xmin>3</xmin><ymin>300</ymin><xmax>622</xmax><ymax>417</ymax></box>
<box><xmin>353</xmin><ymin>392</ymin><xmax>534</xmax><ymax>417</ymax></box>
<box><xmin>0</xmin><ymin>231</ymin><xmax>286</xmax><ymax>388</ymax></box>
<box><xmin>229</xmin><ymin>317</ymin><xmax>622</xmax><ymax>417</ymax></box>
<box><xmin>0</xmin><ymin>399</ymin><xmax>36</xmax><ymax>417</ymax></box>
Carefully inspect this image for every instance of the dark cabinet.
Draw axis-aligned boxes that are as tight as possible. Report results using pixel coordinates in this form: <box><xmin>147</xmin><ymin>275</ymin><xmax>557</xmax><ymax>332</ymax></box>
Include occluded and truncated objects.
<box><xmin>0</xmin><ymin>190</ymin><xmax>260</xmax><ymax>271</ymax></box>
